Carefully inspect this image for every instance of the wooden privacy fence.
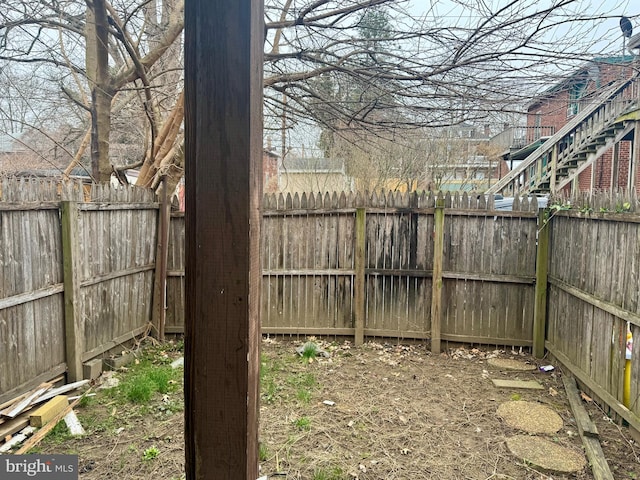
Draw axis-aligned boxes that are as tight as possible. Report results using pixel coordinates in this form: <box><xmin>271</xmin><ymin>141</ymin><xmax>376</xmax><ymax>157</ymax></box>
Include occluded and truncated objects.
<box><xmin>2</xmin><ymin>179</ymin><xmax>639</xmax><ymax>433</ymax></box>
<box><xmin>543</xmin><ymin>193</ymin><xmax>640</xmax><ymax>432</ymax></box>
<box><xmin>165</xmin><ymin>189</ymin><xmax>640</xmax><ymax>430</ymax></box>
<box><xmin>166</xmin><ymin>191</ymin><xmax>540</xmax><ymax>353</ymax></box>
<box><xmin>0</xmin><ymin>179</ymin><xmax>160</xmax><ymax>404</ymax></box>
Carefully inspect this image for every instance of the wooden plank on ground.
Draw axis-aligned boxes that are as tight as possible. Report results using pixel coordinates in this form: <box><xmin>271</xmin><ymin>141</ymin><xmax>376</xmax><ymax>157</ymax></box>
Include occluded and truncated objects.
<box><xmin>581</xmin><ymin>437</ymin><xmax>615</xmax><ymax>480</ymax></box>
<box><xmin>547</xmin><ymin>344</ymin><xmax>640</xmax><ymax>432</ymax></box>
<box><xmin>491</xmin><ymin>379</ymin><xmax>544</xmax><ymax>390</ymax></box>
<box><xmin>31</xmin><ymin>380</ymin><xmax>90</xmax><ymax>405</ymax></box>
<box><xmin>0</xmin><ymin>417</ymin><xmax>30</xmax><ymax>440</ymax></box>
<box><xmin>0</xmin><ymin>384</ymin><xmax>51</xmax><ymax>418</ymax></box>
<box><xmin>562</xmin><ymin>373</ymin><xmax>599</xmax><ymax>437</ymax></box>
<box><xmin>15</xmin><ymin>395</ymin><xmax>82</xmax><ymax>454</ymax></box>
<box><xmin>29</xmin><ymin>396</ymin><xmax>69</xmax><ymax>428</ymax></box>
<box><xmin>0</xmin><ymin>392</ymin><xmax>29</xmax><ymax>412</ymax></box>
<box><xmin>63</xmin><ymin>410</ymin><xmax>85</xmax><ymax>436</ymax></box>
<box><xmin>562</xmin><ymin>373</ymin><xmax>613</xmax><ymax>480</ymax></box>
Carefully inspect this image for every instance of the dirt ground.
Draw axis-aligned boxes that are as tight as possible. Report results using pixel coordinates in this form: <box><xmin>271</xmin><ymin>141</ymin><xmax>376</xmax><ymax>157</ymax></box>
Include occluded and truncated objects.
<box><xmin>36</xmin><ymin>338</ymin><xmax>639</xmax><ymax>479</ymax></box>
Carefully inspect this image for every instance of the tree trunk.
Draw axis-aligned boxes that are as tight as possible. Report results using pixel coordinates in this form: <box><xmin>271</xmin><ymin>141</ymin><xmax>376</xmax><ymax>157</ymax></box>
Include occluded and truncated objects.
<box><xmin>86</xmin><ymin>0</ymin><xmax>114</xmax><ymax>183</ymax></box>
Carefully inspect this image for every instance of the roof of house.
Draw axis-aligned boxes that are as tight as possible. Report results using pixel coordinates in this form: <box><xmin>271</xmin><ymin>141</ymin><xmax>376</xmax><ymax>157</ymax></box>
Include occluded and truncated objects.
<box><xmin>528</xmin><ymin>55</ymin><xmax>635</xmax><ymax>108</ymax></box>
<box><xmin>628</xmin><ymin>32</ymin><xmax>640</xmax><ymax>50</ymax></box>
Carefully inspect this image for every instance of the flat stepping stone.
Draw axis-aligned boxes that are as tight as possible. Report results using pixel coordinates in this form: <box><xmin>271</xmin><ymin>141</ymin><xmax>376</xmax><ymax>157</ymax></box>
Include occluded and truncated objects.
<box><xmin>497</xmin><ymin>401</ymin><xmax>563</xmax><ymax>434</ymax></box>
<box><xmin>487</xmin><ymin>357</ymin><xmax>536</xmax><ymax>371</ymax></box>
<box><xmin>491</xmin><ymin>379</ymin><xmax>543</xmax><ymax>390</ymax></box>
<box><xmin>506</xmin><ymin>435</ymin><xmax>586</xmax><ymax>474</ymax></box>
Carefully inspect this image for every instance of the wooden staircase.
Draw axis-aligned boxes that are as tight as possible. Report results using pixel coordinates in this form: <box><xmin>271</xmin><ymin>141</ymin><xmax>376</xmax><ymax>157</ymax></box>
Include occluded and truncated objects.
<box><xmin>487</xmin><ymin>74</ymin><xmax>640</xmax><ymax>195</ymax></box>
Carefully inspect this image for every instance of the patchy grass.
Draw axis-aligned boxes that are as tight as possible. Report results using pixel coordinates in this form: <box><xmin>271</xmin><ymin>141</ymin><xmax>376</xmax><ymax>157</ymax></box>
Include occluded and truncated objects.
<box><xmin>33</xmin><ymin>339</ymin><xmax>185</xmax><ymax>478</ymax></box>
<box><xmin>142</xmin><ymin>445</ymin><xmax>160</xmax><ymax>461</ymax></box>
<box><xmin>312</xmin><ymin>466</ymin><xmax>346</xmax><ymax>480</ymax></box>
<box><xmin>99</xmin><ymin>346</ymin><xmax>183</xmax><ymax>414</ymax></box>
<box><xmin>293</xmin><ymin>416</ymin><xmax>311</xmax><ymax>431</ymax></box>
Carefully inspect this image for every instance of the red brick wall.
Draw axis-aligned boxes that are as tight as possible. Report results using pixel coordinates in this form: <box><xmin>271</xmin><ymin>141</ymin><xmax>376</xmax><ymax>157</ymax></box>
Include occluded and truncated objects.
<box><xmin>617</xmin><ymin>141</ymin><xmax>631</xmax><ymax>188</ymax></box>
<box><xmin>576</xmin><ymin>141</ymin><xmax>636</xmax><ymax>193</ymax></box>
<box><xmin>263</xmin><ymin>151</ymin><xmax>279</xmax><ymax>193</ymax></box>
<box><xmin>527</xmin><ymin>90</ymin><xmax>571</xmax><ymax>133</ymax></box>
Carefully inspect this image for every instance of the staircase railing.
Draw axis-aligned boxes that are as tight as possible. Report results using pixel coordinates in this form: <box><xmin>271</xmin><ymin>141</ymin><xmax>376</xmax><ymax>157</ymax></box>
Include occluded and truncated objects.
<box><xmin>487</xmin><ymin>73</ymin><xmax>640</xmax><ymax>195</ymax></box>
<box><xmin>490</xmin><ymin>126</ymin><xmax>556</xmax><ymax>150</ymax></box>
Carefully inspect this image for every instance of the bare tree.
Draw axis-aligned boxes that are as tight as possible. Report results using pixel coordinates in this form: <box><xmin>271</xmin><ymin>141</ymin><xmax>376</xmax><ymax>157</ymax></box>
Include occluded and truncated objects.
<box><xmin>1</xmin><ymin>0</ymin><xmax>631</xmax><ymax>187</ymax></box>
<box><xmin>264</xmin><ymin>0</ymin><xmax>624</xmax><ymax>145</ymax></box>
<box><xmin>1</xmin><ymin>0</ymin><xmax>184</xmax><ymax>185</ymax></box>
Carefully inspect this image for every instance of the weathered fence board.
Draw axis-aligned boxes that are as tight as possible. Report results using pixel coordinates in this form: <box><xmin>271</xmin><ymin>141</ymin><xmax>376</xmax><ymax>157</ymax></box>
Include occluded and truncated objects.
<box><xmin>78</xmin><ymin>206</ymin><xmax>157</xmax><ymax>353</ymax></box>
<box><xmin>441</xmin><ymin>211</ymin><xmax>537</xmax><ymax>345</ymax></box>
<box><xmin>261</xmin><ymin>202</ymin><xmax>356</xmax><ymax>333</ymax></box>
<box><xmin>0</xmin><ymin>200</ymin><xmax>64</xmax><ymax>399</ymax></box>
<box><xmin>165</xmin><ymin>213</ymin><xmax>185</xmax><ymax>333</ymax></box>
<box><xmin>166</xmin><ymin>191</ymin><xmax>540</xmax><ymax>345</ymax></box>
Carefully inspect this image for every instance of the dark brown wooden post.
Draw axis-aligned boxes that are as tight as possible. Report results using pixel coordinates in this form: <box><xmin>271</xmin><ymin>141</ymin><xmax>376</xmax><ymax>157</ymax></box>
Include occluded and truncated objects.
<box><xmin>354</xmin><ymin>207</ymin><xmax>366</xmax><ymax>345</ymax></box>
<box><xmin>533</xmin><ymin>210</ymin><xmax>550</xmax><ymax>358</ymax></box>
<box><xmin>184</xmin><ymin>0</ymin><xmax>262</xmax><ymax>478</ymax></box>
<box><xmin>430</xmin><ymin>198</ymin><xmax>445</xmax><ymax>355</ymax></box>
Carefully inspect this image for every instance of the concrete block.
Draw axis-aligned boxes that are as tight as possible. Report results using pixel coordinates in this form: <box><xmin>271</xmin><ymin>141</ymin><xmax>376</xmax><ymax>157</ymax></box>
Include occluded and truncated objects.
<box><xmin>83</xmin><ymin>359</ymin><xmax>103</xmax><ymax>380</ymax></box>
<box><xmin>103</xmin><ymin>352</ymin><xmax>135</xmax><ymax>371</ymax></box>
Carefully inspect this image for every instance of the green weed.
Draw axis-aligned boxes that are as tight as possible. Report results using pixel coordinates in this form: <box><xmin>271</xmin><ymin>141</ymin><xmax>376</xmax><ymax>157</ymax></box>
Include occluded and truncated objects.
<box><xmin>142</xmin><ymin>446</ymin><xmax>160</xmax><ymax>461</ymax></box>
<box><xmin>260</xmin><ymin>354</ymin><xmax>284</xmax><ymax>404</ymax></box>
<box><xmin>44</xmin><ymin>421</ymin><xmax>71</xmax><ymax>444</ymax></box>
<box><xmin>114</xmin><ymin>361</ymin><xmax>180</xmax><ymax>404</ymax></box>
<box><xmin>301</xmin><ymin>342</ymin><xmax>319</xmax><ymax>361</ymax></box>
<box><xmin>296</xmin><ymin>388</ymin><xmax>312</xmax><ymax>404</ymax></box>
<box><xmin>294</xmin><ymin>416</ymin><xmax>311</xmax><ymax>431</ymax></box>
<box><xmin>312</xmin><ymin>467</ymin><xmax>346</xmax><ymax>480</ymax></box>
<box><xmin>147</xmin><ymin>368</ymin><xmax>172</xmax><ymax>394</ymax></box>
<box><xmin>259</xmin><ymin>443</ymin><xmax>269</xmax><ymax>461</ymax></box>
<box><xmin>125</xmin><ymin>375</ymin><xmax>157</xmax><ymax>403</ymax></box>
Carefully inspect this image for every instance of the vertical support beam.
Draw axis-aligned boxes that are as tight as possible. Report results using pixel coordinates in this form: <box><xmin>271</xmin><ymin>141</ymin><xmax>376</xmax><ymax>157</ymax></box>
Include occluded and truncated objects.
<box><xmin>549</xmin><ymin>145</ymin><xmax>558</xmax><ymax>195</ymax></box>
<box><xmin>184</xmin><ymin>0</ymin><xmax>262</xmax><ymax>478</ymax></box>
<box><xmin>61</xmin><ymin>201</ymin><xmax>84</xmax><ymax>382</ymax></box>
<box><xmin>629</xmin><ymin>122</ymin><xmax>639</xmax><ymax>192</ymax></box>
<box><xmin>354</xmin><ymin>207</ymin><xmax>366</xmax><ymax>346</ymax></box>
<box><xmin>430</xmin><ymin>199</ymin><xmax>445</xmax><ymax>355</ymax></box>
<box><xmin>533</xmin><ymin>210</ymin><xmax>550</xmax><ymax>359</ymax></box>
<box><xmin>152</xmin><ymin>178</ymin><xmax>170</xmax><ymax>341</ymax></box>
<box><xmin>611</xmin><ymin>142</ymin><xmax>620</xmax><ymax>192</ymax></box>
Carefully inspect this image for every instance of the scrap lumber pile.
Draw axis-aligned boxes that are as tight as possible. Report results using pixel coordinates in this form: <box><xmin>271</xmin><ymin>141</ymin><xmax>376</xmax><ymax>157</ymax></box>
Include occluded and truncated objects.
<box><xmin>0</xmin><ymin>379</ymin><xmax>90</xmax><ymax>454</ymax></box>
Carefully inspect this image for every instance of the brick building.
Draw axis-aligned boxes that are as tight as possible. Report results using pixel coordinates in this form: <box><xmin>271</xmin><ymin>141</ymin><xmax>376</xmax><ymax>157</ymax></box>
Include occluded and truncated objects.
<box><xmin>526</xmin><ymin>57</ymin><xmax>638</xmax><ymax>193</ymax></box>
<box><xmin>489</xmin><ymin>56</ymin><xmax>640</xmax><ymax>196</ymax></box>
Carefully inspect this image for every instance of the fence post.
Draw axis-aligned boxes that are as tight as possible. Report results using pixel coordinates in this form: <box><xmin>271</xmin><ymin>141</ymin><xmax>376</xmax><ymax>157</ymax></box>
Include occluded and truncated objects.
<box><xmin>61</xmin><ymin>201</ymin><xmax>84</xmax><ymax>382</ymax></box>
<box><xmin>533</xmin><ymin>210</ymin><xmax>550</xmax><ymax>358</ymax></box>
<box><xmin>354</xmin><ymin>207</ymin><xmax>366</xmax><ymax>346</ymax></box>
<box><xmin>152</xmin><ymin>178</ymin><xmax>170</xmax><ymax>341</ymax></box>
<box><xmin>430</xmin><ymin>198</ymin><xmax>445</xmax><ymax>354</ymax></box>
